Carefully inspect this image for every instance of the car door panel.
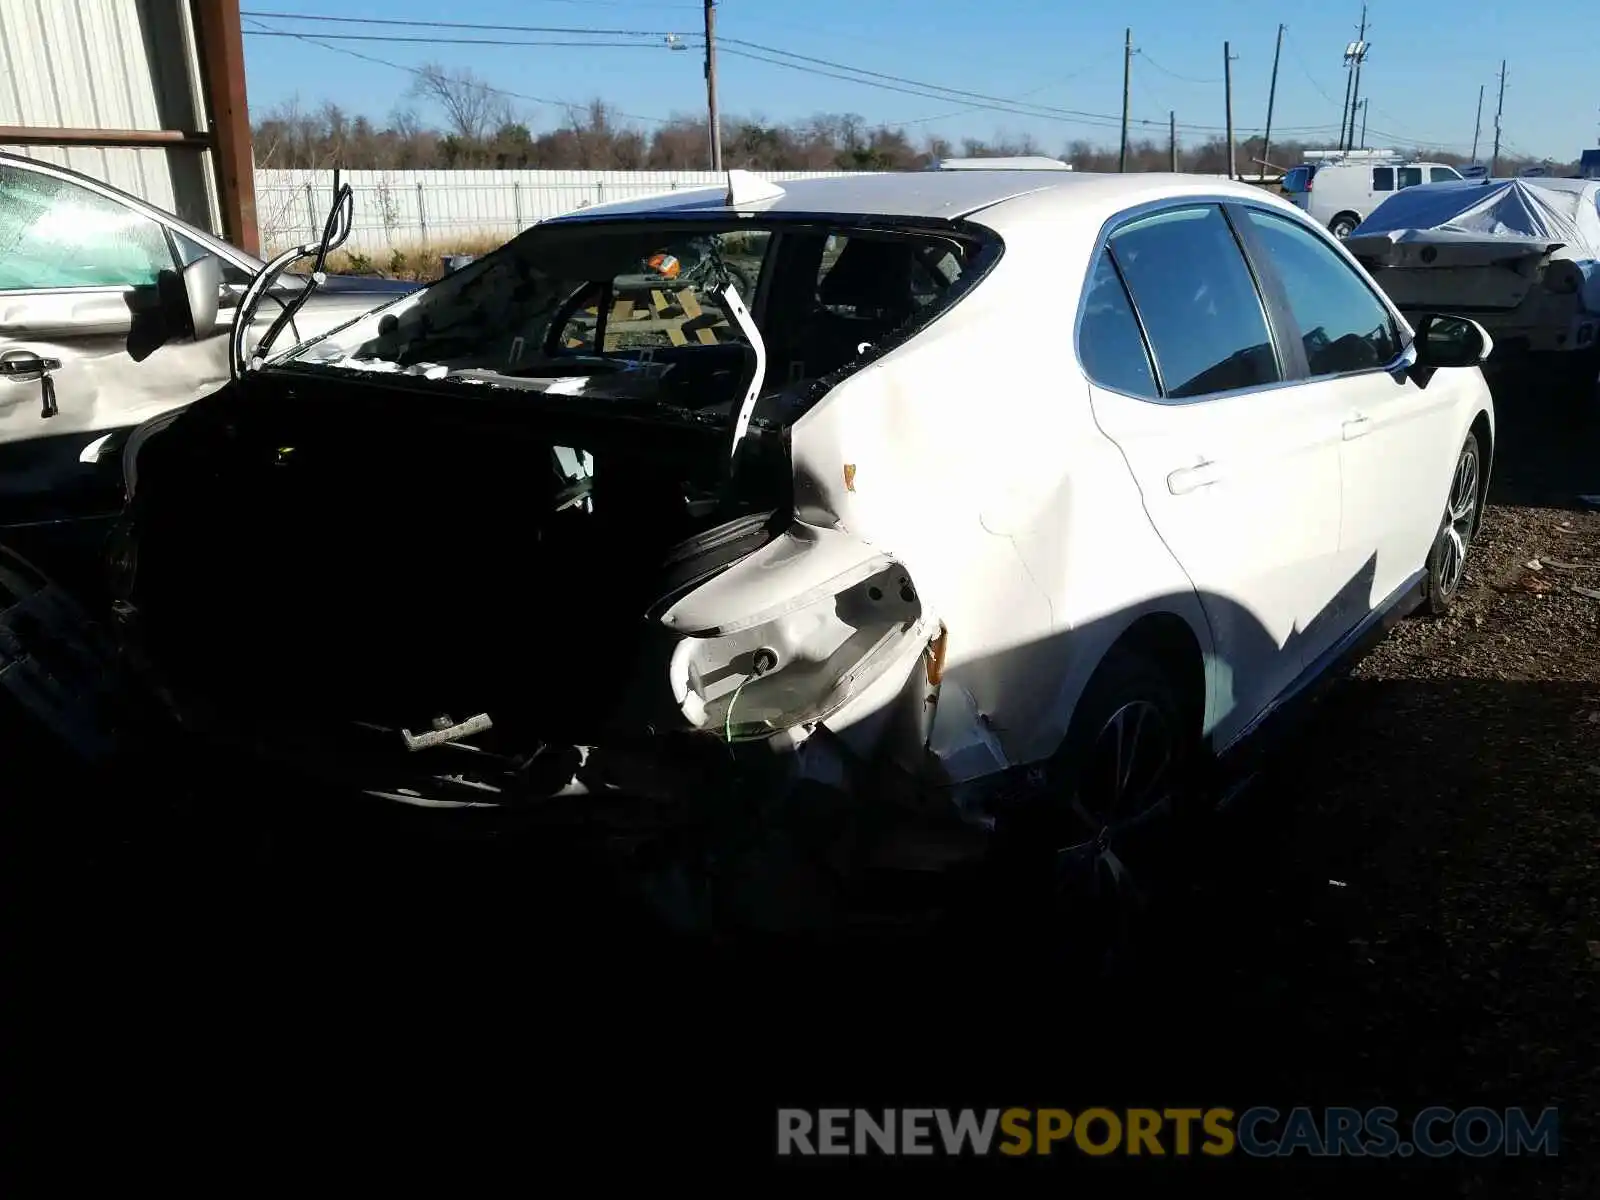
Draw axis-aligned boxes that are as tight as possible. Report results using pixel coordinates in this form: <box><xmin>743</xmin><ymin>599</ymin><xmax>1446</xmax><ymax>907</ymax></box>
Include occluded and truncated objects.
<box><xmin>0</xmin><ymin>295</ymin><xmax>232</xmax><ymax>525</ymax></box>
<box><xmin>1230</xmin><ymin>204</ymin><xmax>1463</xmax><ymax>609</ymax></box>
<box><xmin>1080</xmin><ymin>204</ymin><xmax>1346</xmax><ymax>749</ymax></box>
<box><xmin>1301</xmin><ymin>369</ymin><xmax>1459</xmax><ymax>607</ymax></box>
<box><xmin>1090</xmin><ymin>384</ymin><xmax>1348</xmax><ymax>748</ymax></box>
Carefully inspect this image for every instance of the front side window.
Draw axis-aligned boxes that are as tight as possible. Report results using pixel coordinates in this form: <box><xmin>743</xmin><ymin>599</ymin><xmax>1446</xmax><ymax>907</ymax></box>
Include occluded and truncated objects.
<box><xmin>1430</xmin><ymin>167</ymin><xmax>1460</xmax><ymax>183</ymax></box>
<box><xmin>1238</xmin><ymin>208</ymin><xmax>1398</xmax><ymax>377</ymax></box>
<box><xmin>0</xmin><ymin>164</ymin><xmax>174</xmax><ymax>290</ymax></box>
<box><xmin>1078</xmin><ymin>251</ymin><xmax>1157</xmax><ymax>397</ymax></box>
<box><xmin>1397</xmin><ymin>167</ymin><xmax>1423</xmax><ymax>189</ymax></box>
<box><xmin>1372</xmin><ymin>167</ymin><xmax>1394</xmax><ymax>192</ymax></box>
<box><xmin>1108</xmin><ymin>205</ymin><xmax>1280</xmax><ymax>399</ymax></box>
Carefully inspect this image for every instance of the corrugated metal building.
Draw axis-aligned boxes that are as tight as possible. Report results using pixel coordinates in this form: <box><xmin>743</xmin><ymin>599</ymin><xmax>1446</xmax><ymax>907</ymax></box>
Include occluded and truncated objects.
<box><xmin>0</xmin><ymin>0</ymin><xmax>253</xmax><ymax>247</ymax></box>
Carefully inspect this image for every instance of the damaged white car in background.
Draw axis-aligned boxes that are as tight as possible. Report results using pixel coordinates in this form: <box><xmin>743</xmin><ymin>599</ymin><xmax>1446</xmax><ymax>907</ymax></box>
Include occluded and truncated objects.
<box><xmin>104</xmin><ymin>169</ymin><xmax>1497</xmax><ymax>933</ymax></box>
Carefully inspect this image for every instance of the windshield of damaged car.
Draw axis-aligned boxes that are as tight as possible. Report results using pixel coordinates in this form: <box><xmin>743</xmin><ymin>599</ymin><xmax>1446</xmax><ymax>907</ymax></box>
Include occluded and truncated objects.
<box><xmin>281</xmin><ymin>221</ymin><xmax>978</xmax><ymax>415</ymax></box>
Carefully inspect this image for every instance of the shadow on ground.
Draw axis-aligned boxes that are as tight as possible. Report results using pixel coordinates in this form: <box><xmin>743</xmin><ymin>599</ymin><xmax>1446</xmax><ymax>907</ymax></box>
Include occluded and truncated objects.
<box><xmin>1483</xmin><ymin>357</ymin><xmax>1600</xmax><ymax>508</ymax></box>
<box><xmin>9</xmin><ymin>354</ymin><xmax>1597</xmax><ymax>1190</ymax></box>
<box><xmin>13</xmin><ymin>677</ymin><xmax>1596</xmax><ymax>1192</ymax></box>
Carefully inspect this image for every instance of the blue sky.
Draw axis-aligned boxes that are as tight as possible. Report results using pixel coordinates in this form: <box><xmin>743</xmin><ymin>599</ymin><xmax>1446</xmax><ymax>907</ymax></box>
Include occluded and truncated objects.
<box><xmin>239</xmin><ymin>1</ymin><xmax>1599</xmax><ymax>162</ymax></box>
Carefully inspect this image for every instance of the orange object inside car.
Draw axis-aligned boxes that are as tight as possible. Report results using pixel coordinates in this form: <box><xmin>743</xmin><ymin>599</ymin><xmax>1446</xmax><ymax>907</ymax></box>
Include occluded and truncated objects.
<box><xmin>647</xmin><ymin>253</ymin><xmax>681</xmax><ymax>279</ymax></box>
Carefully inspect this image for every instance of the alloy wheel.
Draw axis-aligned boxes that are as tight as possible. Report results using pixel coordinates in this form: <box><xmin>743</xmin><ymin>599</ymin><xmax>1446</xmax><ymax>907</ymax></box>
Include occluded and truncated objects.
<box><xmin>1437</xmin><ymin>444</ymin><xmax>1479</xmax><ymax>598</ymax></box>
<box><xmin>1054</xmin><ymin>699</ymin><xmax>1180</xmax><ymax>946</ymax></box>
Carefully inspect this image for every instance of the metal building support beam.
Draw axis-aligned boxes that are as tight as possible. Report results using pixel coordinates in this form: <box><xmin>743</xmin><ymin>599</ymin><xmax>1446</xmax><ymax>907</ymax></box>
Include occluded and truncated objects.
<box><xmin>191</xmin><ymin>0</ymin><xmax>258</xmax><ymax>255</ymax></box>
<box><xmin>1</xmin><ymin>1</ymin><xmax>257</xmax><ymax>251</ymax></box>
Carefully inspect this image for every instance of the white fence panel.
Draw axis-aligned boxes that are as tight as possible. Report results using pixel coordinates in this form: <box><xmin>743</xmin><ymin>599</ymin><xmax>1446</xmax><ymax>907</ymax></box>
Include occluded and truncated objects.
<box><xmin>254</xmin><ymin>168</ymin><xmax>864</xmax><ymax>258</ymax></box>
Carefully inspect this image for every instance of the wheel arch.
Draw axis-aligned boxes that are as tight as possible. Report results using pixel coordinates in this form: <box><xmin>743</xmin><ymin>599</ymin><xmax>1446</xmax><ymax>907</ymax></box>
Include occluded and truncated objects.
<box><xmin>1468</xmin><ymin>409</ymin><xmax>1493</xmax><ymax>538</ymax></box>
<box><xmin>1103</xmin><ymin>612</ymin><xmax>1209</xmax><ymax>744</ymax></box>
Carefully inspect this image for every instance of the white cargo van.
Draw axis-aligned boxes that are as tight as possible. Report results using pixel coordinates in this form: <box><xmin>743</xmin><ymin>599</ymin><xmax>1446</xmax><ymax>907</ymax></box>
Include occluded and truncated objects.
<box><xmin>1281</xmin><ymin>154</ymin><xmax>1464</xmax><ymax>238</ymax></box>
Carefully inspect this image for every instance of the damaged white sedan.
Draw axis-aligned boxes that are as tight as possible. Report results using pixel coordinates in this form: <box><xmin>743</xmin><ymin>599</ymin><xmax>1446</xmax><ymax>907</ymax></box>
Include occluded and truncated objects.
<box><xmin>104</xmin><ymin>169</ymin><xmax>1497</xmax><ymax>926</ymax></box>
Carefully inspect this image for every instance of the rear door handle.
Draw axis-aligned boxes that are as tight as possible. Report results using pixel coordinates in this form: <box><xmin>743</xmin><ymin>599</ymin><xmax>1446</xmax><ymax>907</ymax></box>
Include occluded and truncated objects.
<box><xmin>1167</xmin><ymin>460</ymin><xmax>1221</xmax><ymax>495</ymax></box>
<box><xmin>1342</xmin><ymin>413</ymin><xmax>1372</xmax><ymax>440</ymax></box>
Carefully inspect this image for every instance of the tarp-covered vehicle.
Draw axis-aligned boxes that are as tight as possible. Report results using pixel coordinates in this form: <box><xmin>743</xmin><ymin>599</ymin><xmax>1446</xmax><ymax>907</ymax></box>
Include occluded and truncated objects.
<box><xmin>1344</xmin><ymin>176</ymin><xmax>1600</xmax><ymax>375</ymax></box>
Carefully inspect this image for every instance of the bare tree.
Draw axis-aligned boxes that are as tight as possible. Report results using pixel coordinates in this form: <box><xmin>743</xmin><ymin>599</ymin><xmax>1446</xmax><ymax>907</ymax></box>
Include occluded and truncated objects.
<box><xmin>409</xmin><ymin>63</ymin><xmax>514</xmax><ymax>145</ymax></box>
<box><xmin>253</xmin><ymin>96</ymin><xmax>1580</xmax><ymax>179</ymax></box>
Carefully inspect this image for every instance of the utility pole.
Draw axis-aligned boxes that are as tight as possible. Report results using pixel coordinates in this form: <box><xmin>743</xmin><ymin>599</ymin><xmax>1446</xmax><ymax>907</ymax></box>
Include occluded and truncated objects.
<box><xmin>1119</xmin><ymin>28</ymin><xmax>1132</xmax><ymax>172</ymax></box>
<box><xmin>1471</xmin><ymin>83</ymin><xmax>1484</xmax><ymax>163</ymax></box>
<box><xmin>1359</xmin><ymin>98</ymin><xmax>1368</xmax><ymax>148</ymax></box>
<box><xmin>1223</xmin><ymin>41</ymin><xmax>1236</xmax><ymax>180</ymax></box>
<box><xmin>1338</xmin><ymin>54</ymin><xmax>1356</xmax><ymax>149</ymax></box>
<box><xmin>1490</xmin><ymin>59</ymin><xmax>1506</xmax><ymax>176</ymax></box>
<box><xmin>1262</xmin><ymin>23</ymin><xmax>1284</xmax><ymax>174</ymax></box>
<box><xmin>1347</xmin><ymin>4</ymin><xmax>1368</xmax><ymax>151</ymax></box>
<box><xmin>1169</xmin><ymin>110</ymin><xmax>1177</xmax><ymax>171</ymax></box>
<box><xmin>703</xmin><ymin>0</ymin><xmax>722</xmax><ymax>171</ymax></box>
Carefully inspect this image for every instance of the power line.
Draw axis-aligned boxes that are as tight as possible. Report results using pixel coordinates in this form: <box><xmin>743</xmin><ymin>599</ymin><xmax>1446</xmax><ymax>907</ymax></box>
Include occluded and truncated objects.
<box><xmin>1136</xmin><ymin>51</ymin><xmax>1221</xmax><ymax>85</ymax></box>
<box><xmin>892</xmin><ymin>61</ymin><xmax>1109</xmax><ymax>127</ymax></box>
<box><xmin>712</xmin><ymin>44</ymin><xmax>1118</xmax><ymax>132</ymax></box>
<box><xmin>1284</xmin><ymin>32</ymin><xmax>1343</xmax><ymax>111</ymax></box>
<box><xmin>246</xmin><ymin>11</ymin><xmax>1346</xmax><ymax>141</ymax></box>
<box><xmin>244</xmin><ymin>31</ymin><xmax>676</xmax><ymax>49</ymax></box>
<box><xmin>718</xmin><ymin>39</ymin><xmax>1337</xmax><ymax>135</ymax></box>
<box><xmin>239</xmin><ymin>11</ymin><xmax>682</xmax><ymax>37</ymax></box>
<box><xmin>241</xmin><ymin>19</ymin><xmax>676</xmax><ymax>126</ymax></box>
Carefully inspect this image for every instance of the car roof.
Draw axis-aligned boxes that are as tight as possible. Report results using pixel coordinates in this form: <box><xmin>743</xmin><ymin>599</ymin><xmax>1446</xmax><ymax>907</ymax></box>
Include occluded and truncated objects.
<box><xmin>541</xmin><ymin>169</ymin><xmax>1281</xmax><ymax>230</ymax></box>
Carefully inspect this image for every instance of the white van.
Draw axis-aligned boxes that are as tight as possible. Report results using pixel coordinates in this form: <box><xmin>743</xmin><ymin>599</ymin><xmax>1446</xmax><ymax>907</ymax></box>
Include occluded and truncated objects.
<box><xmin>1281</xmin><ymin>156</ymin><xmax>1464</xmax><ymax>238</ymax></box>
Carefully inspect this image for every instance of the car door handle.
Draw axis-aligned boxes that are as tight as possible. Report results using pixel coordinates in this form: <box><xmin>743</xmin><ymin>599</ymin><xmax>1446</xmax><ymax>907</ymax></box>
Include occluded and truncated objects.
<box><xmin>1167</xmin><ymin>460</ymin><xmax>1221</xmax><ymax>495</ymax></box>
<box><xmin>1342</xmin><ymin>414</ymin><xmax>1372</xmax><ymax>440</ymax></box>
<box><xmin>0</xmin><ymin>349</ymin><xmax>62</xmax><ymax>418</ymax></box>
<box><xmin>0</xmin><ymin>350</ymin><xmax>63</xmax><ymax>376</ymax></box>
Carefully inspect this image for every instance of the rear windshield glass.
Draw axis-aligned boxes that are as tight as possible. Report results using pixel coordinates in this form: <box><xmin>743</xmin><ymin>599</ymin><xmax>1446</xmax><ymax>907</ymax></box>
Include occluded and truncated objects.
<box><xmin>284</xmin><ymin>218</ymin><xmax>989</xmax><ymax>424</ymax></box>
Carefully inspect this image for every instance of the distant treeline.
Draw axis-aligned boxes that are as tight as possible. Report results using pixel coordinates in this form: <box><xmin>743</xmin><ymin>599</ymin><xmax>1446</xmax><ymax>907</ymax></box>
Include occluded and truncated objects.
<box><xmin>254</xmin><ymin>65</ymin><xmax>1575</xmax><ymax>176</ymax></box>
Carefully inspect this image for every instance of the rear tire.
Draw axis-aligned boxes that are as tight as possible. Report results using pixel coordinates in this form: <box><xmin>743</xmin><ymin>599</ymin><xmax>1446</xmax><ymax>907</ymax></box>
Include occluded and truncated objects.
<box><xmin>990</xmin><ymin>646</ymin><xmax>1199</xmax><ymax>973</ymax></box>
<box><xmin>1423</xmin><ymin>432</ymin><xmax>1481</xmax><ymax>615</ymax></box>
<box><xmin>725</xmin><ymin>263</ymin><xmax>754</xmax><ymax>304</ymax></box>
<box><xmin>1329</xmin><ymin>213</ymin><xmax>1360</xmax><ymax>239</ymax></box>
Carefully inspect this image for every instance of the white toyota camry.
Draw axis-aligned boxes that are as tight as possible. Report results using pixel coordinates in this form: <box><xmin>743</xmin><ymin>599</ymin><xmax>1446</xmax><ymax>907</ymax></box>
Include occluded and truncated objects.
<box><xmin>105</xmin><ymin>167</ymin><xmax>1496</xmax><ymax>927</ymax></box>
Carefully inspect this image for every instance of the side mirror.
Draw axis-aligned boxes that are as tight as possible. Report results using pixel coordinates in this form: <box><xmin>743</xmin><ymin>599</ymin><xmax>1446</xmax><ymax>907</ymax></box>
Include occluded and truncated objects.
<box><xmin>1412</xmin><ymin>313</ymin><xmax>1493</xmax><ymax>368</ymax></box>
<box><xmin>177</xmin><ymin>254</ymin><xmax>223</xmax><ymax>340</ymax></box>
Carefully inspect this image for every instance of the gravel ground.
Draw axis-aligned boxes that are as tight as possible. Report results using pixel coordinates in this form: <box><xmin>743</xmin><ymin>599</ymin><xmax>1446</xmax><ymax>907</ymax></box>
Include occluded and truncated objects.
<box><xmin>10</xmin><ymin>364</ymin><xmax>1598</xmax><ymax>1188</ymax></box>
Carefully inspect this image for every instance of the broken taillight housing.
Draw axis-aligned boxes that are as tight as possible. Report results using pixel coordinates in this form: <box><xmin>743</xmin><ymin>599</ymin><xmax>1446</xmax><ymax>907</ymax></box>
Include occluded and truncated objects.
<box><xmin>668</xmin><ymin>563</ymin><xmax>928</xmax><ymax>741</ymax></box>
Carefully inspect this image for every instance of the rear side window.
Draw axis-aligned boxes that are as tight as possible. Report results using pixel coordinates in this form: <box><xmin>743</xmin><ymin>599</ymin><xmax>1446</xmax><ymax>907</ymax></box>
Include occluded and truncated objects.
<box><xmin>1372</xmin><ymin>167</ymin><xmax>1394</xmax><ymax>192</ymax></box>
<box><xmin>1078</xmin><ymin>252</ymin><xmax>1157</xmax><ymax>398</ymax></box>
<box><xmin>1237</xmin><ymin>208</ymin><xmax>1399</xmax><ymax>377</ymax></box>
<box><xmin>1429</xmin><ymin>167</ymin><xmax>1459</xmax><ymax>183</ymax></box>
<box><xmin>1398</xmin><ymin>167</ymin><xmax>1423</xmax><ymax>189</ymax></box>
<box><xmin>1108</xmin><ymin>205</ymin><xmax>1280</xmax><ymax>399</ymax></box>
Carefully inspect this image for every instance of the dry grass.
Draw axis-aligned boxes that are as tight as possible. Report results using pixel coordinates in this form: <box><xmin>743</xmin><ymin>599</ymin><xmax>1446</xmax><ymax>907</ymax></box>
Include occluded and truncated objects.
<box><xmin>258</xmin><ymin>235</ymin><xmax>512</xmax><ymax>283</ymax></box>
